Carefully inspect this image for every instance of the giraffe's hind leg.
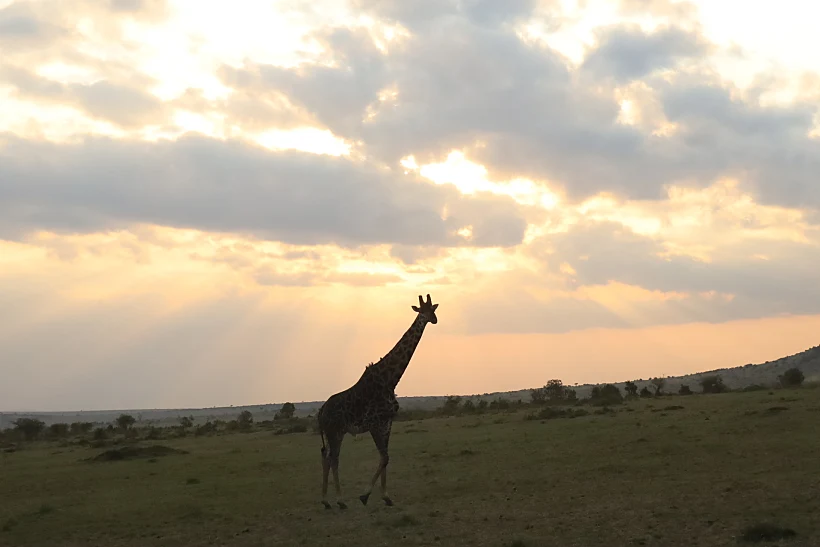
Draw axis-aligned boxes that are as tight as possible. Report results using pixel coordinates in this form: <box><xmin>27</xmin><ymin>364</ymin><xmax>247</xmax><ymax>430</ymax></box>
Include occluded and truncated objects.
<box><xmin>321</xmin><ymin>445</ymin><xmax>332</xmax><ymax>510</ymax></box>
<box><xmin>327</xmin><ymin>433</ymin><xmax>347</xmax><ymax>509</ymax></box>
<box><xmin>360</xmin><ymin>422</ymin><xmax>393</xmax><ymax>507</ymax></box>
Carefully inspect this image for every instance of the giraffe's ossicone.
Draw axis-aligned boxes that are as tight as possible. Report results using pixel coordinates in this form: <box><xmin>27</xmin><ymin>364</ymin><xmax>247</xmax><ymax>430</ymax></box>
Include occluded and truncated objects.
<box><xmin>316</xmin><ymin>294</ymin><xmax>439</xmax><ymax>510</ymax></box>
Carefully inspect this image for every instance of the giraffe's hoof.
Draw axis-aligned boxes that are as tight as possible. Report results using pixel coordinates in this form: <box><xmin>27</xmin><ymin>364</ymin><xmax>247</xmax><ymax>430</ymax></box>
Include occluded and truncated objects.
<box><xmin>382</xmin><ymin>496</ymin><xmax>394</xmax><ymax>507</ymax></box>
<box><xmin>322</xmin><ymin>501</ymin><xmax>332</xmax><ymax>510</ymax></box>
<box><xmin>337</xmin><ymin>501</ymin><xmax>348</xmax><ymax>510</ymax></box>
<box><xmin>359</xmin><ymin>493</ymin><xmax>370</xmax><ymax>506</ymax></box>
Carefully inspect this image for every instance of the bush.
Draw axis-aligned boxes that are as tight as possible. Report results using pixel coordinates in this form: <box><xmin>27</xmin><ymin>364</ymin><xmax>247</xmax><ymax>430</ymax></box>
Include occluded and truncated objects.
<box><xmin>639</xmin><ymin>387</ymin><xmax>653</xmax><ymax>398</ymax></box>
<box><xmin>274</xmin><ymin>424</ymin><xmax>308</xmax><ymax>435</ymax></box>
<box><xmin>700</xmin><ymin>375</ymin><xmax>728</xmax><ymax>394</ymax></box>
<box><xmin>650</xmin><ymin>378</ymin><xmax>666</xmax><ymax>396</ymax></box>
<box><xmin>440</xmin><ymin>396</ymin><xmax>462</xmax><ymax>415</ymax></box>
<box><xmin>624</xmin><ymin>381</ymin><xmax>638</xmax><ymax>398</ymax></box>
<box><xmin>145</xmin><ymin>427</ymin><xmax>163</xmax><ymax>440</ymax></box>
<box><xmin>48</xmin><ymin>423</ymin><xmax>70</xmax><ymax>438</ymax></box>
<box><xmin>70</xmin><ymin>422</ymin><xmax>93</xmax><ymax>436</ymax></box>
<box><xmin>531</xmin><ymin>379</ymin><xmax>576</xmax><ymax>404</ymax></box>
<box><xmin>589</xmin><ymin>384</ymin><xmax>623</xmax><ymax>406</ymax></box>
<box><xmin>116</xmin><ymin>414</ymin><xmax>136</xmax><ymax>431</ymax></box>
<box><xmin>237</xmin><ymin>411</ymin><xmax>253</xmax><ymax>430</ymax></box>
<box><xmin>489</xmin><ymin>398</ymin><xmax>511</xmax><ymax>411</ymax></box>
<box><xmin>679</xmin><ymin>385</ymin><xmax>693</xmax><ymax>395</ymax></box>
<box><xmin>93</xmin><ymin>427</ymin><xmax>108</xmax><ymax>440</ymax></box>
<box><xmin>275</xmin><ymin>402</ymin><xmax>296</xmax><ymax>420</ymax></box>
<box><xmin>12</xmin><ymin>418</ymin><xmax>45</xmax><ymax>441</ymax></box>
<box><xmin>194</xmin><ymin>421</ymin><xmax>217</xmax><ymax>437</ymax></box>
<box><xmin>779</xmin><ymin>367</ymin><xmax>805</xmax><ymax>387</ymax></box>
<box><xmin>525</xmin><ymin>407</ymin><xmax>589</xmax><ymax>421</ymax></box>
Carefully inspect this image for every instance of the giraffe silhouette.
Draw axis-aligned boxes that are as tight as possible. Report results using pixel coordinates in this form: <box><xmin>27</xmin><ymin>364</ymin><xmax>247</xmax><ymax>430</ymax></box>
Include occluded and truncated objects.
<box><xmin>317</xmin><ymin>294</ymin><xmax>438</xmax><ymax>509</ymax></box>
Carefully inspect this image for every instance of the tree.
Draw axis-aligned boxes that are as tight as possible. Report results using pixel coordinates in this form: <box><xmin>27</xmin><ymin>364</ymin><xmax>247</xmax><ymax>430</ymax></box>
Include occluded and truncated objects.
<box><xmin>476</xmin><ymin>400</ymin><xmax>489</xmax><ymax>413</ymax></box>
<box><xmin>179</xmin><ymin>416</ymin><xmax>193</xmax><ymax>429</ymax></box>
<box><xmin>116</xmin><ymin>414</ymin><xmax>135</xmax><ymax>431</ymax></box>
<box><xmin>639</xmin><ymin>386</ymin><xmax>653</xmax><ymax>398</ymax></box>
<box><xmin>462</xmin><ymin>399</ymin><xmax>476</xmax><ymax>413</ymax></box>
<box><xmin>13</xmin><ymin>418</ymin><xmax>45</xmax><ymax>441</ymax></box>
<box><xmin>651</xmin><ymin>377</ymin><xmax>666</xmax><ymax>396</ymax></box>
<box><xmin>545</xmin><ymin>379</ymin><xmax>566</xmax><ymax>401</ymax></box>
<box><xmin>237</xmin><ymin>410</ymin><xmax>254</xmax><ymax>429</ymax></box>
<box><xmin>530</xmin><ymin>387</ymin><xmax>547</xmax><ymax>405</ymax></box>
<box><xmin>624</xmin><ymin>381</ymin><xmax>638</xmax><ymax>398</ymax></box>
<box><xmin>441</xmin><ymin>396</ymin><xmax>462</xmax><ymax>415</ymax></box>
<box><xmin>276</xmin><ymin>402</ymin><xmax>296</xmax><ymax>420</ymax></box>
<box><xmin>779</xmin><ymin>367</ymin><xmax>805</xmax><ymax>387</ymax></box>
<box><xmin>699</xmin><ymin>374</ymin><xmax>727</xmax><ymax>394</ymax></box>
<box><xmin>679</xmin><ymin>384</ymin><xmax>693</xmax><ymax>395</ymax></box>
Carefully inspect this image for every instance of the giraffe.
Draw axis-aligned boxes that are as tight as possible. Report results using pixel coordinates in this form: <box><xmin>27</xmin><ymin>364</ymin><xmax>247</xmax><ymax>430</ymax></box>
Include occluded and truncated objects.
<box><xmin>316</xmin><ymin>294</ymin><xmax>439</xmax><ymax>510</ymax></box>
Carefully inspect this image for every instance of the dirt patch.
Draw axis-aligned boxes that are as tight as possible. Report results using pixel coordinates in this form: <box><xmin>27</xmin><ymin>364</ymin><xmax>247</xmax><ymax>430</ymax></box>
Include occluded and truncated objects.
<box><xmin>89</xmin><ymin>445</ymin><xmax>188</xmax><ymax>462</ymax></box>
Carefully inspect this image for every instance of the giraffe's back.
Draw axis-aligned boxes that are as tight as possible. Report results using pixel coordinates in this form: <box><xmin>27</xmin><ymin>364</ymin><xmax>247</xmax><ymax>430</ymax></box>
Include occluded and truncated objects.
<box><xmin>318</xmin><ymin>380</ymin><xmax>399</xmax><ymax>435</ymax></box>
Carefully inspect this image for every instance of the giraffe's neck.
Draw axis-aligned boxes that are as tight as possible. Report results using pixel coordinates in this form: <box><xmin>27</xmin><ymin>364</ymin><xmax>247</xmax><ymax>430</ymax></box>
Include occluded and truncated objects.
<box><xmin>375</xmin><ymin>314</ymin><xmax>428</xmax><ymax>389</ymax></box>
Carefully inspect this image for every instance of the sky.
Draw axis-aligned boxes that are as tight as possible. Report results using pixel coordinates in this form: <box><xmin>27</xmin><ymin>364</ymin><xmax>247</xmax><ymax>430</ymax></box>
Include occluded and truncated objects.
<box><xmin>2</xmin><ymin>0</ymin><xmax>820</xmax><ymax>412</ymax></box>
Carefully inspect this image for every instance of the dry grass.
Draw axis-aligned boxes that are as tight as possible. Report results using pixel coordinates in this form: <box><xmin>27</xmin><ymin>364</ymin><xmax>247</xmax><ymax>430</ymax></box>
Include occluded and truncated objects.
<box><xmin>1</xmin><ymin>389</ymin><xmax>819</xmax><ymax>546</ymax></box>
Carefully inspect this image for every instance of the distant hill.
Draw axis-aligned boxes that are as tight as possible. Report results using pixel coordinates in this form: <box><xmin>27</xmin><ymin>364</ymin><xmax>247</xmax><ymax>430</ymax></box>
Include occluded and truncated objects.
<box><xmin>3</xmin><ymin>344</ymin><xmax>818</xmax><ymax>427</ymax></box>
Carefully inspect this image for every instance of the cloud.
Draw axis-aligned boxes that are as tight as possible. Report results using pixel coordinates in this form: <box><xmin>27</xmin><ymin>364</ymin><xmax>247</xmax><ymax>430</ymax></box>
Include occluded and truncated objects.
<box><xmin>171</xmin><ymin>88</ymin><xmax>308</xmax><ymax>134</ymax></box>
<box><xmin>536</xmin><ymin>220</ymin><xmax>820</xmax><ymax>320</ymax></box>
<box><xmin>617</xmin><ymin>0</ymin><xmax>699</xmax><ymax>22</ymax></box>
<box><xmin>0</xmin><ymin>134</ymin><xmax>528</xmax><ymax>248</ymax></box>
<box><xmin>228</xmin><ymin>6</ymin><xmax>820</xmax><ymax>213</ymax></box>
<box><xmin>349</xmin><ymin>0</ymin><xmax>536</xmax><ymax>30</ymax></box>
<box><xmin>0</xmin><ymin>65</ymin><xmax>167</xmax><ymax>128</ymax></box>
<box><xmin>0</xmin><ymin>2</ymin><xmax>71</xmax><ymax>49</ymax></box>
<box><xmin>581</xmin><ymin>24</ymin><xmax>711</xmax><ymax>83</ymax></box>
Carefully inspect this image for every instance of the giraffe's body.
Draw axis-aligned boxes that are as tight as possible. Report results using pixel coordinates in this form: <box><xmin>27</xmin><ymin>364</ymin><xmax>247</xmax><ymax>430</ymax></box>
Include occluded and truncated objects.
<box><xmin>317</xmin><ymin>294</ymin><xmax>438</xmax><ymax>509</ymax></box>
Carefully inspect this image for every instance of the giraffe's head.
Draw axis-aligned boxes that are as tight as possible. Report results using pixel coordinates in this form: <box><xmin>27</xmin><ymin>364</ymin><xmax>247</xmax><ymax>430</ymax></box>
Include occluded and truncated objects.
<box><xmin>411</xmin><ymin>294</ymin><xmax>439</xmax><ymax>325</ymax></box>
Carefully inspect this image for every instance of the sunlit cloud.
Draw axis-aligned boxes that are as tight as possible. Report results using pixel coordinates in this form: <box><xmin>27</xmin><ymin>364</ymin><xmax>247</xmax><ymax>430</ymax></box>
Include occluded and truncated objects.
<box><xmin>3</xmin><ymin>0</ymin><xmax>820</xmax><ymax>410</ymax></box>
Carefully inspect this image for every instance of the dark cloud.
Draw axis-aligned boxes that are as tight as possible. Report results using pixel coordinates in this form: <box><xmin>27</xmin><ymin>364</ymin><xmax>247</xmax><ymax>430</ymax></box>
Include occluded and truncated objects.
<box><xmin>652</xmin><ymin>76</ymin><xmax>820</xmax><ymax>208</ymax></box>
<box><xmin>0</xmin><ymin>134</ymin><xmax>528</xmax><ymax>248</ymax></box>
<box><xmin>231</xmin><ymin>6</ymin><xmax>820</xmax><ymax>210</ymax></box>
<box><xmin>0</xmin><ymin>66</ymin><xmax>167</xmax><ymax>127</ymax></box>
<box><xmin>581</xmin><ymin>24</ymin><xmax>710</xmax><ymax>83</ymax></box>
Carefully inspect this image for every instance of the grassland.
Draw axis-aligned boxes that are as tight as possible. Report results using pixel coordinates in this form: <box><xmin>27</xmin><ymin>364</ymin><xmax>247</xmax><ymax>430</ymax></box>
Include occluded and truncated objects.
<box><xmin>2</xmin><ymin>388</ymin><xmax>820</xmax><ymax>547</ymax></box>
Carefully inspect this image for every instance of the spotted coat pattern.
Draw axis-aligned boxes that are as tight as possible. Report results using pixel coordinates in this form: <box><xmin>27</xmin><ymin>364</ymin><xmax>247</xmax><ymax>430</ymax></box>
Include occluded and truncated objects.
<box><xmin>317</xmin><ymin>294</ymin><xmax>438</xmax><ymax>509</ymax></box>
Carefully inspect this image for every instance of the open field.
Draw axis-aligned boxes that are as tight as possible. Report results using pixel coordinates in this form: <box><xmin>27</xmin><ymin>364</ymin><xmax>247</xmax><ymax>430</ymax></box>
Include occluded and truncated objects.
<box><xmin>2</xmin><ymin>388</ymin><xmax>820</xmax><ymax>547</ymax></box>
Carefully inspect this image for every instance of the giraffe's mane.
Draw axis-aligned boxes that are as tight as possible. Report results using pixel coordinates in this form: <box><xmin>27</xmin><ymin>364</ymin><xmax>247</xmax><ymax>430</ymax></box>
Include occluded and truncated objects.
<box><xmin>365</xmin><ymin>358</ymin><xmax>381</xmax><ymax>369</ymax></box>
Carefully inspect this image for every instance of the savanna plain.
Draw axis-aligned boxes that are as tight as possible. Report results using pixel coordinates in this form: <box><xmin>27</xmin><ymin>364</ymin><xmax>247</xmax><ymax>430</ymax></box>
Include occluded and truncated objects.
<box><xmin>2</xmin><ymin>387</ymin><xmax>819</xmax><ymax>547</ymax></box>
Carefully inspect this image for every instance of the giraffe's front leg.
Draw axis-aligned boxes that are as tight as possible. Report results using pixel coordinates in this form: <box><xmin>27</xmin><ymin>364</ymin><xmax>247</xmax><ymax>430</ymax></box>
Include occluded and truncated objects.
<box><xmin>360</xmin><ymin>422</ymin><xmax>393</xmax><ymax>506</ymax></box>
